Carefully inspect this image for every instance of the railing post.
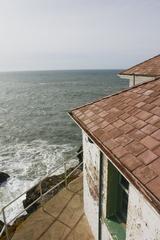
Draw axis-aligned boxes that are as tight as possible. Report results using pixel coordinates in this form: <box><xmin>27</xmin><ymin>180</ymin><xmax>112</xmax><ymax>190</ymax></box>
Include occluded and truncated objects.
<box><xmin>39</xmin><ymin>180</ymin><xmax>43</xmax><ymax>206</ymax></box>
<box><xmin>64</xmin><ymin>160</ymin><xmax>68</xmax><ymax>188</ymax></box>
<box><xmin>2</xmin><ymin>208</ymin><xmax>9</xmax><ymax>240</ymax></box>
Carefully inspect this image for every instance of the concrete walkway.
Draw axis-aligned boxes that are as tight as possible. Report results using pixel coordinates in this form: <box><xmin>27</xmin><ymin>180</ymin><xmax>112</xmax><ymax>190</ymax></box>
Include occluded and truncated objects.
<box><xmin>12</xmin><ymin>174</ymin><xmax>94</xmax><ymax>240</ymax></box>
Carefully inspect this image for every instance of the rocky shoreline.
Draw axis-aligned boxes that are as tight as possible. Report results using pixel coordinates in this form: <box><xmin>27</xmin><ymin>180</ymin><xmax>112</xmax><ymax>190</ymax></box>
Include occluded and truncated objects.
<box><xmin>0</xmin><ymin>173</ymin><xmax>10</xmax><ymax>186</ymax></box>
<box><xmin>0</xmin><ymin>146</ymin><xmax>83</xmax><ymax>240</ymax></box>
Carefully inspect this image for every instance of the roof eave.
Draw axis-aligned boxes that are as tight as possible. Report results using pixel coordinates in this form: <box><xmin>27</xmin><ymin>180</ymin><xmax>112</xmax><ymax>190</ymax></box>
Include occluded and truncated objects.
<box><xmin>118</xmin><ymin>72</ymin><xmax>158</xmax><ymax>77</ymax></box>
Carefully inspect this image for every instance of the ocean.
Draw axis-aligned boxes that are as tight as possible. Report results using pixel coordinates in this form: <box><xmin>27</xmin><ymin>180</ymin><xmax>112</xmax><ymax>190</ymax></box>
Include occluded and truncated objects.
<box><xmin>0</xmin><ymin>69</ymin><xmax>128</xmax><ymax>221</ymax></box>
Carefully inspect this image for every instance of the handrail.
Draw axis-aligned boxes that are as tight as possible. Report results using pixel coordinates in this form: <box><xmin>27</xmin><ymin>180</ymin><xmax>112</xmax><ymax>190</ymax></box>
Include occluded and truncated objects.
<box><xmin>0</xmin><ymin>150</ymin><xmax>83</xmax><ymax>239</ymax></box>
<box><xmin>1</xmin><ymin>150</ymin><xmax>81</xmax><ymax>211</ymax></box>
<box><xmin>0</xmin><ymin>225</ymin><xmax>5</xmax><ymax>237</ymax></box>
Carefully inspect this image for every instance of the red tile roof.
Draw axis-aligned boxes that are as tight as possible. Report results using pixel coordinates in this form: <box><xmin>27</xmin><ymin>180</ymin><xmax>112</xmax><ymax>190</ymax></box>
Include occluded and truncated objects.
<box><xmin>119</xmin><ymin>55</ymin><xmax>160</xmax><ymax>77</ymax></box>
<box><xmin>69</xmin><ymin>79</ymin><xmax>160</xmax><ymax>212</ymax></box>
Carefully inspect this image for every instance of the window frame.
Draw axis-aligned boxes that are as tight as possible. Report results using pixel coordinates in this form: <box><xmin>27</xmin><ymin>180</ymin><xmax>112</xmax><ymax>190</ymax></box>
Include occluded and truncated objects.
<box><xmin>105</xmin><ymin>161</ymin><xmax>129</xmax><ymax>240</ymax></box>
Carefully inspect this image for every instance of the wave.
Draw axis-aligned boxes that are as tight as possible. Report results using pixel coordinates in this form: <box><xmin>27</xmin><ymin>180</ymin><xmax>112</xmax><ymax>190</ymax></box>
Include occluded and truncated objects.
<box><xmin>0</xmin><ymin>140</ymin><xmax>78</xmax><ymax>222</ymax></box>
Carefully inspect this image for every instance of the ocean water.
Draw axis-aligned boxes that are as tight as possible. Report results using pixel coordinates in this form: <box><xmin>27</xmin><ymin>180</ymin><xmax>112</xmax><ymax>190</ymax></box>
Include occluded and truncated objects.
<box><xmin>0</xmin><ymin>70</ymin><xmax>128</xmax><ymax>222</ymax></box>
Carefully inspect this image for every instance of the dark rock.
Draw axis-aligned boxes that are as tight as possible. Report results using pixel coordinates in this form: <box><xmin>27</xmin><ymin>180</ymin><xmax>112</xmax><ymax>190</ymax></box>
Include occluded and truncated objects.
<box><xmin>23</xmin><ymin>167</ymin><xmax>81</xmax><ymax>214</ymax></box>
<box><xmin>0</xmin><ymin>220</ymin><xmax>4</xmax><ymax>233</ymax></box>
<box><xmin>0</xmin><ymin>172</ymin><xmax>10</xmax><ymax>186</ymax></box>
<box><xmin>0</xmin><ymin>216</ymin><xmax>28</xmax><ymax>240</ymax></box>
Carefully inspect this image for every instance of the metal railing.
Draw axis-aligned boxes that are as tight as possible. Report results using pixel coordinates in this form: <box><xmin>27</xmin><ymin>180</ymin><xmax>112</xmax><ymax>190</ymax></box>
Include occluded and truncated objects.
<box><xmin>0</xmin><ymin>150</ymin><xmax>83</xmax><ymax>240</ymax></box>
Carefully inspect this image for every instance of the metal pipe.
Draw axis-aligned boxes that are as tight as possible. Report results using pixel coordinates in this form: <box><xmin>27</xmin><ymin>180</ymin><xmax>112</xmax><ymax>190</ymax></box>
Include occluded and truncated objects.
<box><xmin>39</xmin><ymin>181</ymin><xmax>43</xmax><ymax>206</ymax></box>
<box><xmin>63</xmin><ymin>160</ymin><xmax>68</xmax><ymax>188</ymax></box>
<box><xmin>98</xmin><ymin>151</ymin><xmax>103</xmax><ymax>240</ymax></box>
<box><xmin>0</xmin><ymin>225</ymin><xmax>5</xmax><ymax>237</ymax></box>
<box><xmin>2</xmin><ymin>209</ymin><xmax>9</xmax><ymax>240</ymax></box>
<box><xmin>133</xmin><ymin>74</ymin><xmax>136</xmax><ymax>86</ymax></box>
<box><xmin>66</xmin><ymin>162</ymin><xmax>83</xmax><ymax>179</ymax></box>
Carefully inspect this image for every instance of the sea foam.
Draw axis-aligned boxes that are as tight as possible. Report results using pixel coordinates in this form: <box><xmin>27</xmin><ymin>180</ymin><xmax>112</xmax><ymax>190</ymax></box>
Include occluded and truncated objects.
<box><xmin>0</xmin><ymin>139</ymin><xmax>78</xmax><ymax>222</ymax></box>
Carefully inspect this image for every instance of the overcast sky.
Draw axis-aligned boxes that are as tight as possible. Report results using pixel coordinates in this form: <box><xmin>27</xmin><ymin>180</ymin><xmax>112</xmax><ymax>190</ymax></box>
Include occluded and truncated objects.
<box><xmin>0</xmin><ymin>0</ymin><xmax>159</xmax><ymax>71</ymax></box>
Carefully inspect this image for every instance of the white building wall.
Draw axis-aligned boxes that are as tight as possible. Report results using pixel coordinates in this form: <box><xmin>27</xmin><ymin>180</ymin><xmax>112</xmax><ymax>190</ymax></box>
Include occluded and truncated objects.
<box><xmin>118</xmin><ymin>74</ymin><xmax>155</xmax><ymax>87</ymax></box>
<box><xmin>83</xmin><ymin>131</ymin><xmax>100</xmax><ymax>239</ymax></box>
<box><xmin>126</xmin><ymin>185</ymin><xmax>160</xmax><ymax>240</ymax></box>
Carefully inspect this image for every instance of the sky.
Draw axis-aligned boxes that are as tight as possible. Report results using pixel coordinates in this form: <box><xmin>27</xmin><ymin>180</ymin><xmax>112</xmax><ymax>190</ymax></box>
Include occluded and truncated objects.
<box><xmin>0</xmin><ymin>0</ymin><xmax>160</xmax><ymax>71</ymax></box>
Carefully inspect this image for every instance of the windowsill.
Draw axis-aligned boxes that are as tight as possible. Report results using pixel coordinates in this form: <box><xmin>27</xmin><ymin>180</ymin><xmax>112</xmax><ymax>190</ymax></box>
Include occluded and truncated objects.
<box><xmin>104</xmin><ymin>216</ymin><xmax>126</xmax><ymax>240</ymax></box>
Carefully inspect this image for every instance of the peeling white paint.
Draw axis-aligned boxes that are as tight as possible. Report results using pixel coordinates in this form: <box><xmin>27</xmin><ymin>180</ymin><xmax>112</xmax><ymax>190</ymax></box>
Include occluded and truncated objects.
<box><xmin>126</xmin><ymin>185</ymin><xmax>160</xmax><ymax>240</ymax></box>
<box><xmin>83</xmin><ymin>131</ymin><xmax>100</xmax><ymax>239</ymax></box>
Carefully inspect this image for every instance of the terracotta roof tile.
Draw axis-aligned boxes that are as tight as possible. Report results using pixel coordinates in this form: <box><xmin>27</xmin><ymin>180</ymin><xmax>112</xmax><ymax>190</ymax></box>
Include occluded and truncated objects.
<box><xmin>121</xmin><ymin>154</ymin><xmax>142</xmax><ymax>171</ymax></box>
<box><xmin>106</xmin><ymin>128</ymin><xmax>123</xmax><ymax>139</ymax></box>
<box><xmin>127</xmin><ymin>129</ymin><xmax>146</xmax><ymax>141</ymax></box>
<box><xmin>113</xmin><ymin>119</ymin><xmax>125</xmax><ymax>128</ymax></box>
<box><xmin>119</xmin><ymin>55</ymin><xmax>160</xmax><ymax>76</ymax></box>
<box><xmin>136</xmin><ymin>110</ymin><xmax>153</xmax><ymax>121</ymax></box>
<box><xmin>103</xmin><ymin>124</ymin><xmax>114</xmax><ymax>132</ymax></box>
<box><xmin>120</xmin><ymin>123</ymin><xmax>134</xmax><ymax>133</ymax></box>
<box><xmin>146</xmin><ymin>177</ymin><xmax>160</xmax><ymax>199</ymax></box>
<box><xmin>132</xmin><ymin>119</ymin><xmax>147</xmax><ymax>129</ymax></box>
<box><xmin>125</xmin><ymin>116</ymin><xmax>138</xmax><ymax>124</ymax></box>
<box><xmin>148</xmin><ymin>158</ymin><xmax>160</xmax><ymax>175</ymax></box>
<box><xmin>128</xmin><ymin>108</ymin><xmax>141</xmax><ymax>116</ymax></box>
<box><xmin>152</xmin><ymin>98</ymin><xmax>160</xmax><ymax>106</ymax></box>
<box><xmin>87</xmin><ymin>122</ymin><xmax>95</xmax><ymax>129</ymax></box>
<box><xmin>133</xmin><ymin>166</ymin><xmax>157</xmax><ymax>184</ymax></box>
<box><xmin>103</xmin><ymin>139</ymin><xmax>120</xmax><ymax>150</ymax></box>
<box><xmin>141</xmin><ymin>136</ymin><xmax>159</xmax><ymax>150</ymax></box>
<box><xmin>153</xmin><ymin>146</ymin><xmax>160</xmax><ymax>156</ymax></box>
<box><xmin>119</xmin><ymin>113</ymin><xmax>130</xmax><ymax>120</ymax></box>
<box><xmin>146</xmin><ymin>115</ymin><xmax>160</xmax><ymax>124</ymax></box>
<box><xmin>142</xmin><ymin>103</ymin><xmax>155</xmax><ymax>111</ymax></box>
<box><xmin>112</xmin><ymin>146</ymin><xmax>128</xmax><ymax>158</ymax></box>
<box><xmin>151</xmin><ymin>129</ymin><xmax>160</xmax><ymax>141</ymax></box>
<box><xmin>155</xmin><ymin>121</ymin><xmax>160</xmax><ymax>128</ymax></box>
<box><xmin>83</xmin><ymin>119</ymin><xmax>91</xmax><ymax>125</ymax></box>
<box><xmin>94</xmin><ymin>117</ymin><xmax>104</xmax><ymax>124</ymax></box>
<box><xmin>115</xmin><ymin>135</ymin><xmax>133</xmax><ymax>147</ymax></box>
<box><xmin>145</xmin><ymin>97</ymin><xmax>156</xmax><ymax>104</ymax></box>
<box><xmin>90</xmin><ymin>126</ymin><xmax>99</xmax><ymax>132</ymax></box>
<box><xmin>136</xmin><ymin>102</ymin><xmax>145</xmax><ymax>108</ymax></box>
<box><xmin>98</xmin><ymin>121</ymin><xmax>110</xmax><ymax>129</ymax></box>
<box><xmin>143</xmin><ymin>90</ymin><xmax>154</xmax><ymax>96</ymax></box>
<box><xmin>98</xmin><ymin>111</ymin><xmax>108</xmax><ymax>117</ymax></box>
<box><xmin>70</xmin><ymin>78</ymin><xmax>160</xmax><ymax>212</ymax></box>
<box><xmin>92</xmin><ymin>129</ymin><xmax>104</xmax><ymax>138</ymax></box>
<box><xmin>125</xmin><ymin>141</ymin><xmax>146</xmax><ymax>156</ymax></box>
<box><xmin>138</xmin><ymin>150</ymin><xmax>158</xmax><ymax>165</ymax></box>
<box><xmin>151</xmin><ymin>106</ymin><xmax>160</xmax><ymax>116</ymax></box>
<box><xmin>141</xmin><ymin>124</ymin><xmax>158</xmax><ymax>135</ymax></box>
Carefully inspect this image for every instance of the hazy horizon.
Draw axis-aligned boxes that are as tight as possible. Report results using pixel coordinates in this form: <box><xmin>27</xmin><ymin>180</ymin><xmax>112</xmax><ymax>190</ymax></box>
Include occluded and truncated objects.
<box><xmin>0</xmin><ymin>68</ymin><xmax>124</xmax><ymax>73</ymax></box>
<box><xmin>0</xmin><ymin>0</ymin><xmax>159</xmax><ymax>71</ymax></box>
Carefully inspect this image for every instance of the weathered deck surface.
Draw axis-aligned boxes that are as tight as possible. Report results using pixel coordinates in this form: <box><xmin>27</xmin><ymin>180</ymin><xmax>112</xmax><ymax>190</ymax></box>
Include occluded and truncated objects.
<box><xmin>11</xmin><ymin>174</ymin><xmax>94</xmax><ymax>240</ymax></box>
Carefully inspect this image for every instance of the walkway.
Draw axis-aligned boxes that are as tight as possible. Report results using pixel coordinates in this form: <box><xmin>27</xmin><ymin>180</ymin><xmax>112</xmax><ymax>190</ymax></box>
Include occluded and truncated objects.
<box><xmin>11</xmin><ymin>174</ymin><xmax>94</xmax><ymax>240</ymax></box>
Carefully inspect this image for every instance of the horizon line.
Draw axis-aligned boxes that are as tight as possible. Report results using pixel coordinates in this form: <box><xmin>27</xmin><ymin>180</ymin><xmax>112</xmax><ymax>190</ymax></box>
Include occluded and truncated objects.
<box><xmin>0</xmin><ymin>68</ymin><xmax>123</xmax><ymax>73</ymax></box>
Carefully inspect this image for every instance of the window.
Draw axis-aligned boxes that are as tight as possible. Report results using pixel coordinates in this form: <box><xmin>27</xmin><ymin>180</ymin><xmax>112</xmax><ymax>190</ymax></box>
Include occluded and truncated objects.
<box><xmin>105</xmin><ymin>161</ymin><xmax>129</xmax><ymax>240</ymax></box>
<box><xmin>118</xmin><ymin>175</ymin><xmax>129</xmax><ymax>224</ymax></box>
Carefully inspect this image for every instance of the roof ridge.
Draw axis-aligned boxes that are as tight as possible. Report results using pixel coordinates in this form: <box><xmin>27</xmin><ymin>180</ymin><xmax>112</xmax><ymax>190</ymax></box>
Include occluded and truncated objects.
<box><xmin>119</xmin><ymin>54</ymin><xmax>160</xmax><ymax>76</ymax></box>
